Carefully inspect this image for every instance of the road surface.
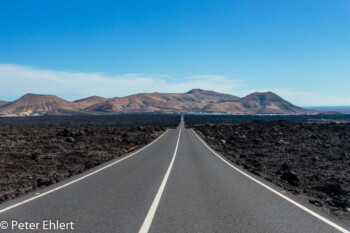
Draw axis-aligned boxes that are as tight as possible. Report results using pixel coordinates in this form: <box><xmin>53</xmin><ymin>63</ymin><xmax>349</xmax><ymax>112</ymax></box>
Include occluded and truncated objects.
<box><xmin>0</xmin><ymin>117</ymin><xmax>349</xmax><ymax>232</ymax></box>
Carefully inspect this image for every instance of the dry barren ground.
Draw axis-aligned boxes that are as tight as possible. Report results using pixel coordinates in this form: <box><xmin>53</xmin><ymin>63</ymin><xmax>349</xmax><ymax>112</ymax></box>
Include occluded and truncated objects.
<box><xmin>0</xmin><ymin>114</ymin><xmax>180</xmax><ymax>203</ymax></box>
<box><xmin>192</xmin><ymin>120</ymin><xmax>350</xmax><ymax>220</ymax></box>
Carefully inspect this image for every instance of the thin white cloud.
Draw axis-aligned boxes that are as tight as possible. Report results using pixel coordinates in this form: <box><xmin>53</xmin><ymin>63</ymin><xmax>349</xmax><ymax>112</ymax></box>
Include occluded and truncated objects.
<box><xmin>0</xmin><ymin>63</ymin><xmax>349</xmax><ymax>106</ymax></box>
<box><xmin>0</xmin><ymin>63</ymin><xmax>241</xmax><ymax>101</ymax></box>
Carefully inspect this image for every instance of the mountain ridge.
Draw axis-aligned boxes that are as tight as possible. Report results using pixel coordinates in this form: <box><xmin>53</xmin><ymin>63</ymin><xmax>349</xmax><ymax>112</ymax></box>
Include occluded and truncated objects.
<box><xmin>85</xmin><ymin>89</ymin><xmax>240</xmax><ymax>113</ymax></box>
<box><xmin>0</xmin><ymin>89</ymin><xmax>314</xmax><ymax>115</ymax></box>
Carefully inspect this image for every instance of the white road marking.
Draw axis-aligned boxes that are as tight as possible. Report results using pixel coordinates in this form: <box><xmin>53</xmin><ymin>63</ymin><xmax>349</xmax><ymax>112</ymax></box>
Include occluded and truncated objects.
<box><xmin>192</xmin><ymin>129</ymin><xmax>350</xmax><ymax>233</ymax></box>
<box><xmin>0</xmin><ymin>130</ymin><xmax>169</xmax><ymax>214</ymax></box>
<box><xmin>139</xmin><ymin>120</ymin><xmax>182</xmax><ymax>233</ymax></box>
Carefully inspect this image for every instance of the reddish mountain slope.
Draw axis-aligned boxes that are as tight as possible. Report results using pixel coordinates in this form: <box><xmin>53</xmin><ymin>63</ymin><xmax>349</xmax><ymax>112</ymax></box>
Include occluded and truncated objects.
<box><xmin>0</xmin><ymin>90</ymin><xmax>312</xmax><ymax>115</ymax></box>
<box><xmin>87</xmin><ymin>89</ymin><xmax>240</xmax><ymax>112</ymax></box>
<box><xmin>204</xmin><ymin>92</ymin><xmax>313</xmax><ymax>114</ymax></box>
<box><xmin>0</xmin><ymin>94</ymin><xmax>82</xmax><ymax>115</ymax></box>
<box><xmin>74</xmin><ymin>96</ymin><xmax>109</xmax><ymax>108</ymax></box>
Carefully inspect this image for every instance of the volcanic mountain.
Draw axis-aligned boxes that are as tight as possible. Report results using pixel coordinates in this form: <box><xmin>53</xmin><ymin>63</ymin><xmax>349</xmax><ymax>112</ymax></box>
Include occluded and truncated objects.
<box><xmin>0</xmin><ymin>89</ymin><xmax>313</xmax><ymax>115</ymax></box>
<box><xmin>203</xmin><ymin>92</ymin><xmax>312</xmax><ymax>114</ymax></box>
<box><xmin>0</xmin><ymin>93</ymin><xmax>82</xmax><ymax>115</ymax></box>
<box><xmin>85</xmin><ymin>89</ymin><xmax>240</xmax><ymax>112</ymax></box>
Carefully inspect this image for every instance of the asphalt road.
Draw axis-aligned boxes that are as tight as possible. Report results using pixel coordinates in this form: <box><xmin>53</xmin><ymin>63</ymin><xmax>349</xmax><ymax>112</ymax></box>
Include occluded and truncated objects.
<box><xmin>0</xmin><ymin>117</ymin><xmax>349</xmax><ymax>233</ymax></box>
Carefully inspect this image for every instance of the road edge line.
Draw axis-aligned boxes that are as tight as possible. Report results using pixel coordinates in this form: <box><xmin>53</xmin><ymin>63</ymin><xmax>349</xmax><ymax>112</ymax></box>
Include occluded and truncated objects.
<box><xmin>139</xmin><ymin>121</ymin><xmax>182</xmax><ymax>233</ymax></box>
<box><xmin>191</xmin><ymin>129</ymin><xmax>350</xmax><ymax>233</ymax></box>
<box><xmin>0</xmin><ymin>129</ymin><xmax>170</xmax><ymax>214</ymax></box>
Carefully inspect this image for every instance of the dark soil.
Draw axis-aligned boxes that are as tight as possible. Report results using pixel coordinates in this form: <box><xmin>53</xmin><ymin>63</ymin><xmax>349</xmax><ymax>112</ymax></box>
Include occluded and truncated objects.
<box><xmin>192</xmin><ymin>120</ymin><xmax>350</xmax><ymax>220</ymax></box>
<box><xmin>185</xmin><ymin>114</ymin><xmax>350</xmax><ymax>126</ymax></box>
<box><xmin>0</xmin><ymin>114</ymin><xmax>180</xmax><ymax>203</ymax></box>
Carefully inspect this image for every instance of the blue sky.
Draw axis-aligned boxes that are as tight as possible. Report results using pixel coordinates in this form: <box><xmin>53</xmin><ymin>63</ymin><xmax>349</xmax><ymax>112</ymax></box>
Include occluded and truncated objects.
<box><xmin>0</xmin><ymin>0</ymin><xmax>349</xmax><ymax>105</ymax></box>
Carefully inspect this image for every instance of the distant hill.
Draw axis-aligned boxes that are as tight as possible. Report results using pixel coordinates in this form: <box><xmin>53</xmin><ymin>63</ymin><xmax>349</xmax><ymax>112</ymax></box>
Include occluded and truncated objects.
<box><xmin>0</xmin><ymin>90</ymin><xmax>313</xmax><ymax>115</ymax></box>
<box><xmin>305</xmin><ymin>106</ymin><xmax>350</xmax><ymax>114</ymax></box>
<box><xmin>204</xmin><ymin>92</ymin><xmax>313</xmax><ymax>114</ymax></box>
<box><xmin>0</xmin><ymin>93</ymin><xmax>81</xmax><ymax>115</ymax></box>
<box><xmin>74</xmin><ymin>96</ymin><xmax>109</xmax><ymax>108</ymax></box>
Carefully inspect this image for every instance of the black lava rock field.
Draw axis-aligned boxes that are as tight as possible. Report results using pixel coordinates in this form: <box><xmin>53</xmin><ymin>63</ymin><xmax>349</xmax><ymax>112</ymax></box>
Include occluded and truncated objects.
<box><xmin>192</xmin><ymin>120</ymin><xmax>350</xmax><ymax>220</ymax></box>
<box><xmin>0</xmin><ymin>114</ymin><xmax>180</xmax><ymax>203</ymax></box>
